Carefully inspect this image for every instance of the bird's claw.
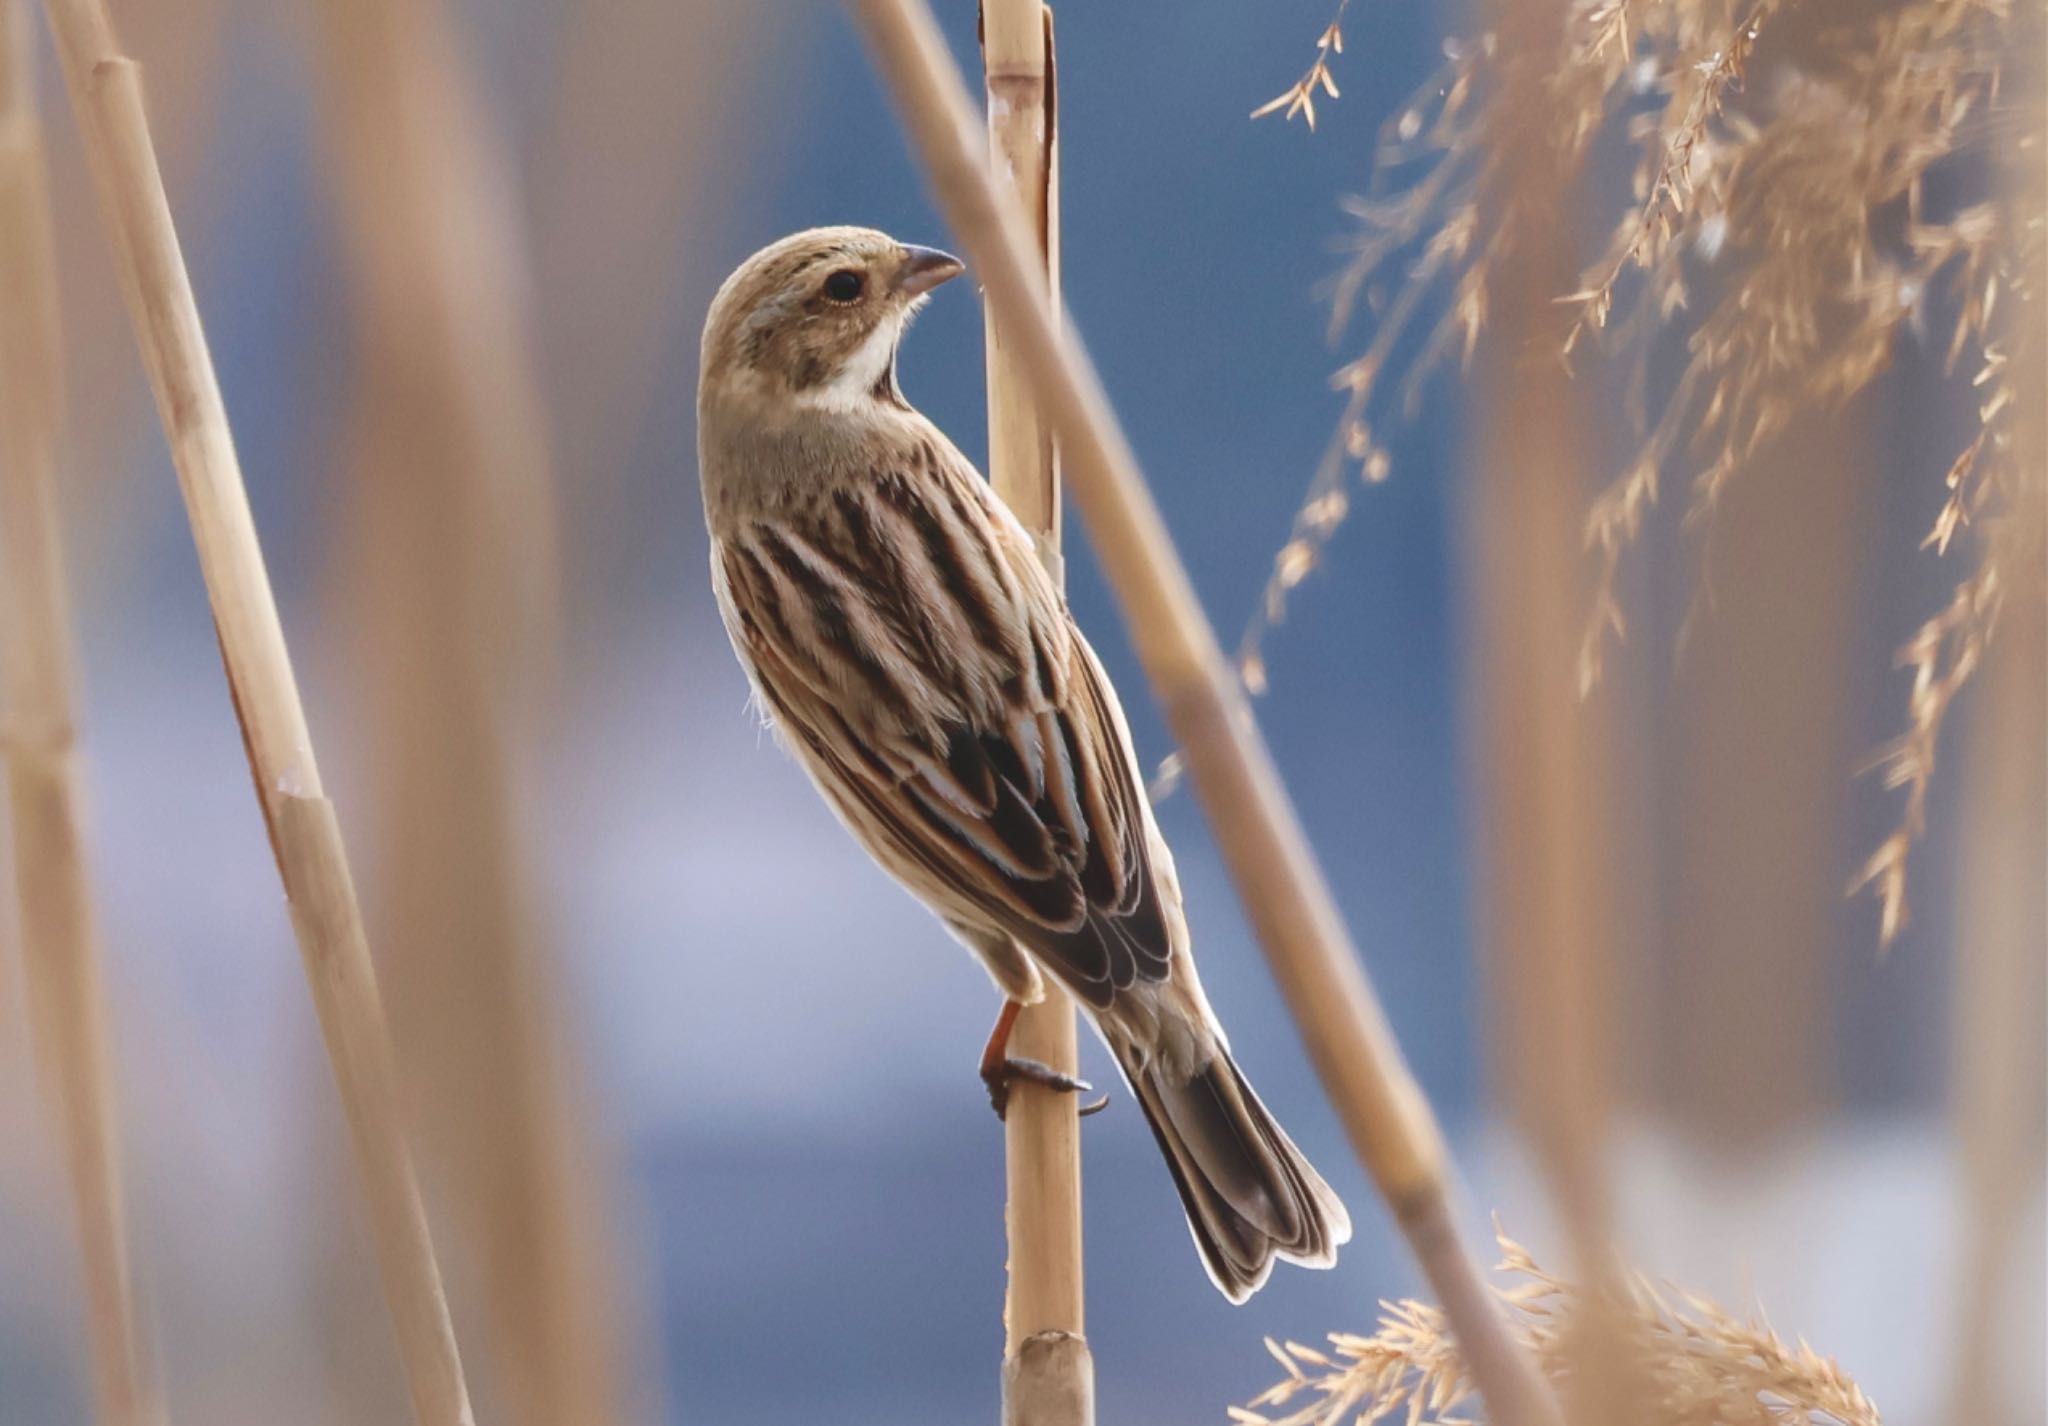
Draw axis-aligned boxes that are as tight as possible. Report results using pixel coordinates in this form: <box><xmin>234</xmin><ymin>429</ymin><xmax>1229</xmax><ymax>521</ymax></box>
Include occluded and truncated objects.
<box><xmin>982</xmin><ymin>1055</ymin><xmax>1098</xmax><ymax>1122</ymax></box>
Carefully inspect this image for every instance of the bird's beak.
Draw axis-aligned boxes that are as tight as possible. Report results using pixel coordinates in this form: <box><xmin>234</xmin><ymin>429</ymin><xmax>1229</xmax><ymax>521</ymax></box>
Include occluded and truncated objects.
<box><xmin>895</xmin><ymin>244</ymin><xmax>965</xmax><ymax>297</ymax></box>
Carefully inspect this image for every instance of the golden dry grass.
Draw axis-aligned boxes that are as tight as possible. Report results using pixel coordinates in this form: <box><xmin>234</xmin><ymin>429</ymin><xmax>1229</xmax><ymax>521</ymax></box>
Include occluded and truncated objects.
<box><xmin>1250</xmin><ymin>0</ymin><xmax>1351</xmax><ymax>131</ymax></box>
<box><xmin>1234</xmin><ymin>1233</ymin><xmax>1882</xmax><ymax>1426</ymax></box>
<box><xmin>1240</xmin><ymin>0</ymin><xmax>2045</xmax><ymax>944</ymax></box>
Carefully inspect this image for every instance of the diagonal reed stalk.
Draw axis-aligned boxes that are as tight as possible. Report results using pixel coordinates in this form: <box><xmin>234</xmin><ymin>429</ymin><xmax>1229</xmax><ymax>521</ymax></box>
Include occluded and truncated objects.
<box><xmin>981</xmin><ymin>4</ymin><xmax>1093</xmax><ymax>1424</ymax></box>
<box><xmin>0</xmin><ymin>3</ymin><xmax>151</xmax><ymax>1421</ymax></box>
<box><xmin>33</xmin><ymin>2</ymin><xmax>474</xmax><ymax>1421</ymax></box>
<box><xmin>847</xmin><ymin>5</ymin><xmax>1561</xmax><ymax>1426</ymax></box>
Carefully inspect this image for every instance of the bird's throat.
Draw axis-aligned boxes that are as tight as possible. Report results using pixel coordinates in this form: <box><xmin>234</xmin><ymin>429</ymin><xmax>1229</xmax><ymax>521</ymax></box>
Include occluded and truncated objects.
<box><xmin>869</xmin><ymin>348</ymin><xmax>908</xmax><ymax>408</ymax></box>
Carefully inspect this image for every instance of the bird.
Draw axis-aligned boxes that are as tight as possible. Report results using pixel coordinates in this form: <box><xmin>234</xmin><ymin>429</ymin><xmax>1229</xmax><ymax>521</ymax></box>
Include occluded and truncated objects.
<box><xmin>696</xmin><ymin>225</ymin><xmax>1350</xmax><ymax>1302</ymax></box>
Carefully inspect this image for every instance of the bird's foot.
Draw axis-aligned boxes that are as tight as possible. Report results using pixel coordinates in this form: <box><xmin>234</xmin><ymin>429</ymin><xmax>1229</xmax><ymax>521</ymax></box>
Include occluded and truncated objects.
<box><xmin>981</xmin><ymin>1056</ymin><xmax>1108</xmax><ymax>1122</ymax></box>
<box><xmin>978</xmin><ymin>998</ymin><xmax>1111</xmax><ymax>1121</ymax></box>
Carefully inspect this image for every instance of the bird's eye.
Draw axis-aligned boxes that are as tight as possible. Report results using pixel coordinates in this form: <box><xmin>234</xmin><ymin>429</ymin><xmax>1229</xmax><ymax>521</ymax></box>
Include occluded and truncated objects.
<box><xmin>822</xmin><ymin>269</ymin><xmax>865</xmax><ymax>303</ymax></box>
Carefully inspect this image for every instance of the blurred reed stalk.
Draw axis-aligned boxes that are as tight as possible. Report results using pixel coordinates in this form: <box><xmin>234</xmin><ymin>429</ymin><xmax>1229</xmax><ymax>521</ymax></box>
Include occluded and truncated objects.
<box><xmin>847</xmin><ymin>5</ymin><xmax>1560</xmax><ymax>1425</ymax></box>
<box><xmin>529</xmin><ymin>0</ymin><xmax>779</xmax><ymax>627</ymax></box>
<box><xmin>1464</xmin><ymin>0</ymin><xmax>1626</xmax><ymax>1266</ymax></box>
<box><xmin>40</xmin><ymin>0</ymin><xmax>223</xmax><ymax>539</ymax></box>
<box><xmin>1652</xmin><ymin>0</ymin><xmax>1865</xmax><ymax>1146</ymax></box>
<box><xmin>1943</xmin><ymin>91</ymin><xmax>2046</xmax><ymax>1420</ymax></box>
<box><xmin>1656</xmin><ymin>431</ymin><xmax>1857</xmax><ymax>1138</ymax></box>
<box><xmin>304</xmin><ymin>1</ymin><xmax>644</xmax><ymax>1422</ymax></box>
<box><xmin>33</xmin><ymin>2</ymin><xmax>475</xmax><ymax>1421</ymax></box>
<box><xmin>980</xmin><ymin>4</ymin><xmax>1093</xmax><ymax>1424</ymax></box>
<box><xmin>0</xmin><ymin>2</ymin><xmax>151</xmax><ymax>1421</ymax></box>
<box><xmin>1462</xmin><ymin>0</ymin><xmax>1635</xmax><ymax>1416</ymax></box>
<box><xmin>1944</xmin><ymin>525</ymin><xmax>2046</xmax><ymax>1426</ymax></box>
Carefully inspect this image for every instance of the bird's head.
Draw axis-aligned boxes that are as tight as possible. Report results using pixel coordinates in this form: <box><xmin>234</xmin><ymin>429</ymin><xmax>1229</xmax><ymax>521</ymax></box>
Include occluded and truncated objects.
<box><xmin>699</xmin><ymin>226</ymin><xmax>964</xmax><ymax>416</ymax></box>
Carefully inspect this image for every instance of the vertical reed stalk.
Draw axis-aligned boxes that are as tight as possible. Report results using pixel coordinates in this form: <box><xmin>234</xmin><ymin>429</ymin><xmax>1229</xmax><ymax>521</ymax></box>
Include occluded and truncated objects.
<box><xmin>0</xmin><ymin>3</ymin><xmax>149</xmax><ymax>1420</ymax></box>
<box><xmin>529</xmin><ymin>0</ymin><xmax>780</xmax><ymax>550</ymax></box>
<box><xmin>1943</xmin><ymin>543</ymin><xmax>2046</xmax><ymax>1426</ymax></box>
<box><xmin>1658</xmin><ymin>420</ymin><xmax>1856</xmax><ymax>1139</ymax></box>
<box><xmin>1943</xmin><ymin>94</ymin><xmax>2046</xmax><ymax>1417</ymax></box>
<box><xmin>848</xmin><ymin>5</ymin><xmax>1561</xmax><ymax>1425</ymax></box>
<box><xmin>33</xmin><ymin>3</ymin><xmax>474</xmax><ymax>1421</ymax></box>
<box><xmin>982</xmin><ymin>5</ymin><xmax>1092</xmax><ymax>1424</ymax></box>
<box><xmin>39</xmin><ymin>0</ymin><xmax>225</xmax><ymax>536</ymax></box>
<box><xmin>1654</xmin><ymin>0</ymin><xmax>1867</xmax><ymax>1148</ymax></box>
<box><xmin>1465</xmin><ymin>0</ymin><xmax>1624</xmax><ymax>1259</ymax></box>
<box><xmin>305</xmin><ymin>1</ymin><xmax>639</xmax><ymax>1421</ymax></box>
<box><xmin>1464</xmin><ymin>1</ymin><xmax>1634</xmax><ymax>1414</ymax></box>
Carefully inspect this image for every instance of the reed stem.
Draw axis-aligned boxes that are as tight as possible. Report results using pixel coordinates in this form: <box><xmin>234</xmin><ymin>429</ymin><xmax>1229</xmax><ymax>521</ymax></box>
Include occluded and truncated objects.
<box><xmin>981</xmin><ymin>5</ymin><xmax>1092</xmax><ymax>1424</ymax></box>
<box><xmin>34</xmin><ymin>3</ymin><xmax>474</xmax><ymax>1420</ymax></box>
<box><xmin>304</xmin><ymin>0</ymin><xmax>636</xmax><ymax>1418</ymax></box>
<box><xmin>1463</xmin><ymin>2</ymin><xmax>1638</xmax><ymax>1414</ymax></box>
<box><xmin>1943</xmin><ymin>90</ymin><xmax>2046</xmax><ymax>1414</ymax></box>
<box><xmin>849</xmin><ymin>4</ymin><xmax>1561</xmax><ymax>1425</ymax></box>
<box><xmin>0</xmin><ymin>4</ymin><xmax>149</xmax><ymax>1420</ymax></box>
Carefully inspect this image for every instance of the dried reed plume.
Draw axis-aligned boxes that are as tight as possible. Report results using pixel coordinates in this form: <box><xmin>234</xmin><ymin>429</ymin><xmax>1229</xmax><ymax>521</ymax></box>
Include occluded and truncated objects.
<box><xmin>1235</xmin><ymin>1234</ymin><xmax>1882</xmax><ymax>1426</ymax></box>
<box><xmin>1250</xmin><ymin>0</ymin><xmax>1351</xmax><ymax>131</ymax></box>
<box><xmin>1240</xmin><ymin>0</ymin><xmax>2045</xmax><ymax>943</ymax></box>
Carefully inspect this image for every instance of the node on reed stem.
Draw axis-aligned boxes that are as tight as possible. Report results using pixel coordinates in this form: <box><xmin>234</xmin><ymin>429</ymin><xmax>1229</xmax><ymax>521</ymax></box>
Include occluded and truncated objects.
<box><xmin>980</xmin><ymin>3</ymin><xmax>1093</xmax><ymax>1423</ymax></box>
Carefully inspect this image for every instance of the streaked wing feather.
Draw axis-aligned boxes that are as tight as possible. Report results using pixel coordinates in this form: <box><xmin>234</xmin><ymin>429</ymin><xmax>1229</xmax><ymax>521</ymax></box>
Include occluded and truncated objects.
<box><xmin>715</xmin><ymin>437</ymin><xmax>1174</xmax><ymax>1009</ymax></box>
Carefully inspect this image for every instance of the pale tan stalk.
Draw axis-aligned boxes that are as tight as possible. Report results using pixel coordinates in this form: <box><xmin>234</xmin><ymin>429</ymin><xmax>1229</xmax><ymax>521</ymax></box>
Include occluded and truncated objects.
<box><xmin>1653</xmin><ymin>0</ymin><xmax>1869</xmax><ymax>1145</ymax></box>
<box><xmin>848</xmin><ymin>5</ymin><xmax>1559</xmax><ymax>1424</ymax></box>
<box><xmin>1942</xmin><ymin>538</ymin><xmax>2046</xmax><ymax>1426</ymax></box>
<box><xmin>304</xmin><ymin>2</ymin><xmax>641</xmax><ymax>1422</ymax></box>
<box><xmin>982</xmin><ymin>5</ymin><xmax>1092</xmax><ymax>1425</ymax></box>
<box><xmin>1942</xmin><ymin>90</ymin><xmax>2046</xmax><ymax>1418</ymax></box>
<box><xmin>34</xmin><ymin>3</ymin><xmax>474</xmax><ymax>1421</ymax></box>
<box><xmin>529</xmin><ymin>0</ymin><xmax>780</xmax><ymax>547</ymax></box>
<box><xmin>43</xmin><ymin>0</ymin><xmax>226</xmax><ymax>533</ymax></box>
<box><xmin>0</xmin><ymin>4</ymin><xmax>149</xmax><ymax>1421</ymax></box>
<box><xmin>1463</xmin><ymin>0</ymin><xmax>1635</xmax><ymax>1414</ymax></box>
<box><xmin>1467</xmin><ymin>0</ymin><xmax>1625</xmax><ymax>1246</ymax></box>
<box><xmin>1657</xmin><ymin>417</ymin><xmax>1857</xmax><ymax>1141</ymax></box>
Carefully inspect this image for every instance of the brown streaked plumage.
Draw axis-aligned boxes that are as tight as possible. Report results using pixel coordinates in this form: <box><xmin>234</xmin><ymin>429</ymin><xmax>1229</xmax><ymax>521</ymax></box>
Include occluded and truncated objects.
<box><xmin>697</xmin><ymin>225</ymin><xmax>1350</xmax><ymax>1301</ymax></box>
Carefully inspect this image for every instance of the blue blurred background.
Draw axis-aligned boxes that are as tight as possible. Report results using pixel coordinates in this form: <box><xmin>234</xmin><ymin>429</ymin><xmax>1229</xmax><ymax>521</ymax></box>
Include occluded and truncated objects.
<box><xmin>0</xmin><ymin>1</ymin><xmax>2039</xmax><ymax>1424</ymax></box>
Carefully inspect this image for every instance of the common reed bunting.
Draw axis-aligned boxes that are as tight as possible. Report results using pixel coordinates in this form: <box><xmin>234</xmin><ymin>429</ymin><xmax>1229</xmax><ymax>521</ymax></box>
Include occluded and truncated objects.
<box><xmin>697</xmin><ymin>227</ymin><xmax>1349</xmax><ymax>1300</ymax></box>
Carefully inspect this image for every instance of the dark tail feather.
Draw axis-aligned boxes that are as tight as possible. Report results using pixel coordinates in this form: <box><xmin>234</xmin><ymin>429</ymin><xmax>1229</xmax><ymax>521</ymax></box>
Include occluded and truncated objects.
<box><xmin>1122</xmin><ymin>1045</ymin><xmax>1352</xmax><ymax>1303</ymax></box>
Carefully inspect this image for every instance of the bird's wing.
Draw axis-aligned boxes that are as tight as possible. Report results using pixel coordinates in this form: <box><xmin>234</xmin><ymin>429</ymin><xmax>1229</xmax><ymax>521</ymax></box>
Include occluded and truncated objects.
<box><xmin>714</xmin><ymin>437</ymin><xmax>1174</xmax><ymax>1010</ymax></box>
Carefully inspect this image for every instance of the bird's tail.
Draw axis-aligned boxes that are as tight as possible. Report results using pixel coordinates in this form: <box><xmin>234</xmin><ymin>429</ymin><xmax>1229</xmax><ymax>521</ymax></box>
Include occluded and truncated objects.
<box><xmin>1120</xmin><ymin>1043</ymin><xmax>1351</xmax><ymax>1302</ymax></box>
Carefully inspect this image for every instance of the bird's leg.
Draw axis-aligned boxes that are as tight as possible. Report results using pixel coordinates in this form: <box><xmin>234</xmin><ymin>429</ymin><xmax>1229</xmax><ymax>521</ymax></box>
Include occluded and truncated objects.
<box><xmin>978</xmin><ymin>999</ymin><xmax>1104</xmax><ymax>1121</ymax></box>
